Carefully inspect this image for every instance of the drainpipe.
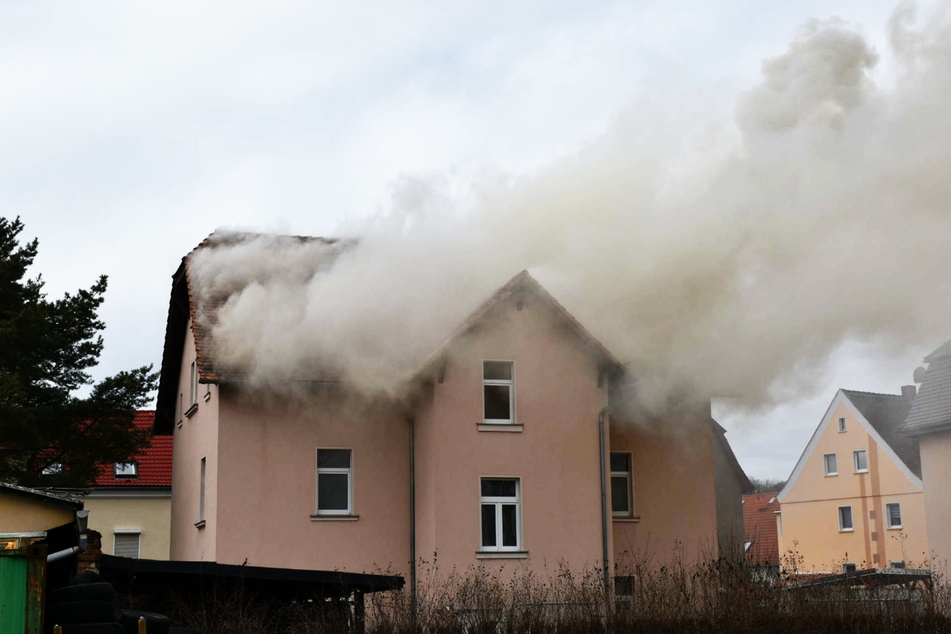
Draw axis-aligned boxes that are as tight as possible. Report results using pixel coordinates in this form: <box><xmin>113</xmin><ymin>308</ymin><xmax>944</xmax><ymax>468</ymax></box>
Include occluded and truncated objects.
<box><xmin>598</xmin><ymin>406</ymin><xmax>612</xmax><ymax>633</ymax></box>
<box><xmin>408</xmin><ymin>416</ymin><xmax>417</xmax><ymax>631</ymax></box>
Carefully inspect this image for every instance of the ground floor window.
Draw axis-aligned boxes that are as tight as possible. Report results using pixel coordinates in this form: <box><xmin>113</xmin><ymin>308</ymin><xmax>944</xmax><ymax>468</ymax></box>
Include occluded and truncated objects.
<box><xmin>113</xmin><ymin>531</ymin><xmax>141</xmax><ymax>558</ymax></box>
<box><xmin>842</xmin><ymin>562</ymin><xmax>857</xmax><ymax>574</ymax></box>
<box><xmin>615</xmin><ymin>575</ymin><xmax>636</xmax><ymax>610</ymax></box>
<box><xmin>480</xmin><ymin>478</ymin><xmax>520</xmax><ymax>551</ymax></box>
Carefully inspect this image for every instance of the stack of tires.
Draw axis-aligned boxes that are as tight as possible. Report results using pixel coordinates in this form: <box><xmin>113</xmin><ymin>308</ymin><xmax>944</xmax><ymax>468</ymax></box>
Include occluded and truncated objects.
<box><xmin>45</xmin><ymin>573</ymin><xmax>199</xmax><ymax>634</ymax></box>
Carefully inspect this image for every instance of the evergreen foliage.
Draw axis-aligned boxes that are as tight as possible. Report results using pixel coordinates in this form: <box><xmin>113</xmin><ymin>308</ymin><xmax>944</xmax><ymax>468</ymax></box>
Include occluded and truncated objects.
<box><xmin>0</xmin><ymin>217</ymin><xmax>157</xmax><ymax>487</ymax></box>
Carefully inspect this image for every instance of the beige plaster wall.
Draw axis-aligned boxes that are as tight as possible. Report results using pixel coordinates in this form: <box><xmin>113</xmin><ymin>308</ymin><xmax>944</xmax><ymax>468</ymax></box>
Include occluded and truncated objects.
<box><xmin>84</xmin><ymin>495</ymin><xmax>171</xmax><ymax>560</ymax></box>
<box><xmin>170</xmin><ymin>319</ymin><xmax>220</xmax><ymax>561</ymax></box>
<box><xmin>920</xmin><ymin>429</ymin><xmax>951</xmax><ymax>574</ymax></box>
<box><xmin>610</xmin><ymin>416</ymin><xmax>719</xmax><ymax>570</ymax></box>
<box><xmin>779</xmin><ymin>400</ymin><xmax>928</xmax><ymax>571</ymax></box>
<box><xmin>0</xmin><ymin>495</ymin><xmax>74</xmax><ymax>533</ymax></box>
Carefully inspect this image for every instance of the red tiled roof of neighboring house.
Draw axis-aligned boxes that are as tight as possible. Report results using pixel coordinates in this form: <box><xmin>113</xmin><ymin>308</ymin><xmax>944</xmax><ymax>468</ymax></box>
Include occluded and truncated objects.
<box><xmin>744</xmin><ymin>492</ymin><xmax>780</xmax><ymax>565</ymax></box>
<box><xmin>92</xmin><ymin>411</ymin><xmax>171</xmax><ymax>487</ymax></box>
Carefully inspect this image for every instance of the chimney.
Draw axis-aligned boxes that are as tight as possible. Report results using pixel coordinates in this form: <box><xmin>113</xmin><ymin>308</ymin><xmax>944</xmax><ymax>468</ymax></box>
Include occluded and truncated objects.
<box><xmin>901</xmin><ymin>385</ymin><xmax>917</xmax><ymax>400</ymax></box>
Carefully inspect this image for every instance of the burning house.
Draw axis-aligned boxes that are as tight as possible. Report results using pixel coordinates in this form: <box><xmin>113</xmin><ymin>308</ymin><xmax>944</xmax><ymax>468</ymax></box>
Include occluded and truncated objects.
<box><xmin>154</xmin><ymin>232</ymin><xmax>752</xmax><ymax>584</ymax></box>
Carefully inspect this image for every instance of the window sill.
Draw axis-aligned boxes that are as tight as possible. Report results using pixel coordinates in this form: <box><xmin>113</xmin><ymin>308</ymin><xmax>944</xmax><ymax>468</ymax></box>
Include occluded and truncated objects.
<box><xmin>476</xmin><ymin>551</ymin><xmax>528</xmax><ymax>560</ymax></box>
<box><xmin>194</xmin><ymin>520</ymin><xmax>206</xmax><ymax>529</ymax></box>
<box><xmin>854</xmin><ymin>470</ymin><xmax>869</xmax><ymax>475</ymax></box>
<box><xmin>613</xmin><ymin>516</ymin><xmax>641</xmax><ymax>523</ymax></box>
<box><xmin>887</xmin><ymin>526</ymin><xmax>903</xmax><ymax>530</ymax></box>
<box><xmin>824</xmin><ymin>473</ymin><xmax>838</xmax><ymax>477</ymax></box>
<box><xmin>185</xmin><ymin>403</ymin><xmax>198</xmax><ymax>418</ymax></box>
<box><xmin>310</xmin><ymin>514</ymin><xmax>359</xmax><ymax>522</ymax></box>
<box><xmin>839</xmin><ymin>528</ymin><xmax>854</xmax><ymax>533</ymax></box>
<box><xmin>477</xmin><ymin>423</ymin><xmax>523</xmax><ymax>433</ymax></box>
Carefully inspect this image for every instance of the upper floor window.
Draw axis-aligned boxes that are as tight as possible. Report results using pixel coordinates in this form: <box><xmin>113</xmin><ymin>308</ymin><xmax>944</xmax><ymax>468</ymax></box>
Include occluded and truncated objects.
<box><xmin>838</xmin><ymin>417</ymin><xmax>847</xmax><ymax>432</ymax></box>
<box><xmin>114</xmin><ymin>462</ymin><xmax>137</xmax><ymax>478</ymax></box>
<box><xmin>610</xmin><ymin>452</ymin><xmax>634</xmax><ymax>517</ymax></box>
<box><xmin>838</xmin><ymin>505</ymin><xmax>854</xmax><ymax>531</ymax></box>
<box><xmin>316</xmin><ymin>449</ymin><xmax>353</xmax><ymax>516</ymax></box>
<box><xmin>480</xmin><ymin>478</ymin><xmax>520</xmax><ymax>551</ymax></box>
<box><xmin>853</xmin><ymin>450</ymin><xmax>868</xmax><ymax>473</ymax></box>
<box><xmin>886</xmin><ymin>502</ymin><xmax>902</xmax><ymax>529</ymax></box>
<box><xmin>823</xmin><ymin>453</ymin><xmax>838</xmax><ymax>476</ymax></box>
<box><xmin>186</xmin><ymin>361</ymin><xmax>199</xmax><ymax>416</ymax></box>
<box><xmin>483</xmin><ymin>362</ymin><xmax>514</xmax><ymax>424</ymax></box>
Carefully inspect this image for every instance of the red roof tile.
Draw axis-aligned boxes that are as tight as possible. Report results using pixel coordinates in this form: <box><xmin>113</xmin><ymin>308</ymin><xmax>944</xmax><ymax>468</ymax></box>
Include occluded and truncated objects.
<box><xmin>92</xmin><ymin>411</ymin><xmax>172</xmax><ymax>487</ymax></box>
<box><xmin>744</xmin><ymin>492</ymin><xmax>780</xmax><ymax>565</ymax></box>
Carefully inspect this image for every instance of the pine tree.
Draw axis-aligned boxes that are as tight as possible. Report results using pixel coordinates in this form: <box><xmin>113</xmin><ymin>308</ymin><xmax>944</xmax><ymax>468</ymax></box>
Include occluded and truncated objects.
<box><xmin>0</xmin><ymin>217</ymin><xmax>157</xmax><ymax>487</ymax></box>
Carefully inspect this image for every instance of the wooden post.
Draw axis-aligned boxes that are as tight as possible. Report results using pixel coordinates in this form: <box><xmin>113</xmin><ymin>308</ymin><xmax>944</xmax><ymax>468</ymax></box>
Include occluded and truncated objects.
<box><xmin>353</xmin><ymin>590</ymin><xmax>365</xmax><ymax>634</ymax></box>
<box><xmin>139</xmin><ymin>615</ymin><xmax>148</xmax><ymax>633</ymax></box>
<box><xmin>25</xmin><ymin>544</ymin><xmax>47</xmax><ymax>634</ymax></box>
<box><xmin>53</xmin><ymin>627</ymin><xmax>62</xmax><ymax>634</ymax></box>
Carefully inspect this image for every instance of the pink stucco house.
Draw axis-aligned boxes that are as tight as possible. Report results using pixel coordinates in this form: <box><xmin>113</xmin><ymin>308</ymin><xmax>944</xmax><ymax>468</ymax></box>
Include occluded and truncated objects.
<box><xmin>153</xmin><ymin>233</ymin><xmax>752</xmax><ymax>588</ymax></box>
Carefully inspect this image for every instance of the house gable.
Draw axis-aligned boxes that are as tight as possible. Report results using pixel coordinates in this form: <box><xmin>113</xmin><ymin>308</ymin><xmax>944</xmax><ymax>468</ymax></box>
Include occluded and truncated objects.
<box><xmin>778</xmin><ymin>390</ymin><xmax>922</xmax><ymax>504</ymax></box>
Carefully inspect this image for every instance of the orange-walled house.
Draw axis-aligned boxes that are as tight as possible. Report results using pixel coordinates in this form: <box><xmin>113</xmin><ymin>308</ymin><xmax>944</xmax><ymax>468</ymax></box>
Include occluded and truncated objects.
<box><xmin>153</xmin><ymin>233</ymin><xmax>752</xmax><ymax>586</ymax></box>
<box><xmin>900</xmin><ymin>341</ymin><xmax>951</xmax><ymax>574</ymax></box>
<box><xmin>776</xmin><ymin>388</ymin><xmax>928</xmax><ymax>573</ymax></box>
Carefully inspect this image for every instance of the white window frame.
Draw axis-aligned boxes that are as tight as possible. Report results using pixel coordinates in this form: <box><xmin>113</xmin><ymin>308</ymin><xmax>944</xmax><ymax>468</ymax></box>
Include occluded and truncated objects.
<box><xmin>853</xmin><ymin>450</ymin><xmax>868</xmax><ymax>474</ymax></box>
<box><xmin>113</xmin><ymin>529</ymin><xmax>141</xmax><ymax>558</ymax></box>
<box><xmin>838</xmin><ymin>505</ymin><xmax>854</xmax><ymax>532</ymax></box>
<box><xmin>316</xmin><ymin>448</ymin><xmax>353</xmax><ymax>516</ymax></box>
<box><xmin>885</xmin><ymin>502</ymin><xmax>902</xmax><ymax>529</ymax></box>
<box><xmin>114</xmin><ymin>462</ymin><xmax>137</xmax><ymax>478</ymax></box>
<box><xmin>838</xmin><ymin>417</ymin><xmax>847</xmax><ymax>432</ymax></box>
<box><xmin>823</xmin><ymin>453</ymin><xmax>838</xmax><ymax>476</ymax></box>
<box><xmin>610</xmin><ymin>452</ymin><xmax>634</xmax><ymax>517</ymax></box>
<box><xmin>479</xmin><ymin>477</ymin><xmax>521</xmax><ymax>552</ymax></box>
<box><xmin>482</xmin><ymin>361</ymin><xmax>515</xmax><ymax>425</ymax></box>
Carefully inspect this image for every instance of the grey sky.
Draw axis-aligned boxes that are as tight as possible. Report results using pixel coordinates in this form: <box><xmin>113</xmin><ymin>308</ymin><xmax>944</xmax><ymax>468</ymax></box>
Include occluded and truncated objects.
<box><xmin>0</xmin><ymin>0</ymin><xmax>937</xmax><ymax>481</ymax></box>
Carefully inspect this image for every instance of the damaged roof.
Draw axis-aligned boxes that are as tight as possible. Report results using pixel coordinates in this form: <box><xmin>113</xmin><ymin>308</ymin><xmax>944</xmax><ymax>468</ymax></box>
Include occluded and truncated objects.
<box><xmin>155</xmin><ymin>233</ymin><xmax>625</xmax><ymax>433</ymax></box>
<box><xmin>900</xmin><ymin>341</ymin><xmax>951</xmax><ymax>437</ymax></box>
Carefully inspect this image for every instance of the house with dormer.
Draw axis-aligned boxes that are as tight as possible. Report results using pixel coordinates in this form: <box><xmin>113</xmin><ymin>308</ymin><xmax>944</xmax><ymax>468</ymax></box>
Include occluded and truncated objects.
<box><xmin>776</xmin><ymin>388</ymin><xmax>928</xmax><ymax>573</ymax></box>
<box><xmin>152</xmin><ymin>232</ymin><xmax>752</xmax><ymax>586</ymax></box>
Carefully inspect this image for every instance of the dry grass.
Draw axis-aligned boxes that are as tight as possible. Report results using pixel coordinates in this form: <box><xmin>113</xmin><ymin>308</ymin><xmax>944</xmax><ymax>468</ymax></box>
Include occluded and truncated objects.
<box><xmin>161</xmin><ymin>550</ymin><xmax>950</xmax><ymax>634</ymax></box>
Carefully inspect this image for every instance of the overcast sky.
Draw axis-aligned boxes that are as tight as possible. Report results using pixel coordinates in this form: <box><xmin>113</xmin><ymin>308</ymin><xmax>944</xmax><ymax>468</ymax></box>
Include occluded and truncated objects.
<box><xmin>1</xmin><ymin>0</ymin><xmax>941</xmax><ymax>481</ymax></box>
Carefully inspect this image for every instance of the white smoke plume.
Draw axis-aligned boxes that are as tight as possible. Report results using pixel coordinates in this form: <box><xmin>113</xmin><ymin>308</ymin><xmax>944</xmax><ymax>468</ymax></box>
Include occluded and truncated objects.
<box><xmin>189</xmin><ymin>4</ymin><xmax>951</xmax><ymax>410</ymax></box>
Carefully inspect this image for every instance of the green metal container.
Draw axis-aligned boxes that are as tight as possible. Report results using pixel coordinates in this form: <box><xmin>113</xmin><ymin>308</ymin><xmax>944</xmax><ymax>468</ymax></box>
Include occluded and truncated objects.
<box><xmin>0</xmin><ymin>545</ymin><xmax>46</xmax><ymax>634</ymax></box>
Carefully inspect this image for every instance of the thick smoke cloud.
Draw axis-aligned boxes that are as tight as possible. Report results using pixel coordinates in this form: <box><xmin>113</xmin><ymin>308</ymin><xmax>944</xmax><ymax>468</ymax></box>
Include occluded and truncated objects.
<box><xmin>190</xmin><ymin>4</ymin><xmax>951</xmax><ymax>410</ymax></box>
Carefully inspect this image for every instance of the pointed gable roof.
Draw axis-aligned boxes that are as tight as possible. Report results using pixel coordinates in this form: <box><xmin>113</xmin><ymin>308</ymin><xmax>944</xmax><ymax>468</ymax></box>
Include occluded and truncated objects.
<box><xmin>901</xmin><ymin>340</ymin><xmax>951</xmax><ymax>437</ymax></box>
<box><xmin>777</xmin><ymin>389</ymin><xmax>922</xmax><ymax>503</ymax></box>
<box><xmin>415</xmin><ymin>270</ymin><xmax>625</xmax><ymax>381</ymax></box>
<box><xmin>155</xmin><ymin>236</ymin><xmax>626</xmax><ymax>433</ymax></box>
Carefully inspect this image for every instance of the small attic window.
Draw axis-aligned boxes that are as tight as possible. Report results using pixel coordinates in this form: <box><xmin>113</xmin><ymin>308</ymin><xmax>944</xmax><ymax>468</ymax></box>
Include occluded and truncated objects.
<box><xmin>838</xmin><ymin>417</ymin><xmax>847</xmax><ymax>432</ymax></box>
<box><xmin>115</xmin><ymin>462</ymin><xmax>138</xmax><ymax>478</ymax></box>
